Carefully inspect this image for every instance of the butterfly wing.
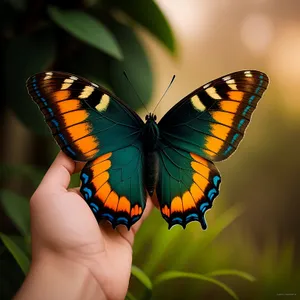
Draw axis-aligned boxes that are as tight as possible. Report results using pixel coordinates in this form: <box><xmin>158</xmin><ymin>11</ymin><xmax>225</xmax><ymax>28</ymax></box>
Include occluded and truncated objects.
<box><xmin>26</xmin><ymin>71</ymin><xmax>144</xmax><ymax>161</ymax></box>
<box><xmin>159</xmin><ymin>70</ymin><xmax>269</xmax><ymax>162</ymax></box>
<box><xmin>156</xmin><ymin>143</ymin><xmax>221</xmax><ymax>229</ymax></box>
<box><xmin>80</xmin><ymin>141</ymin><xmax>146</xmax><ymax>229</ymax></box>
<box><xmin>27</xmin><ymin>71</ymin><xmax>147</xmax><ymax>228</ymax></box>
<box><xmin>156</xmin><ymin>70</ymin><xmax>268</xmax><ymax>229</ymax></box>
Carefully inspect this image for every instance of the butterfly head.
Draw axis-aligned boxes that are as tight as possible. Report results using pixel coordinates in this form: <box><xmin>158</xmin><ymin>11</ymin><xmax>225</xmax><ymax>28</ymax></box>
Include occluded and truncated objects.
<box><xmin>145</xmin><ymin>113</ymin><xmax>157</xmax><ymax>123</ymax></box>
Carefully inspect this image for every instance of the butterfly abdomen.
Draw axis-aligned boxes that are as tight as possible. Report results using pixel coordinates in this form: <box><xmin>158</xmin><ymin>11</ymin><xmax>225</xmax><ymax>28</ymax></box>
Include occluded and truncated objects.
<box><xmin>144</xmin><ymin>151</ymin><xmax>159</xmax><ymax>196</ymax></box>
<box><xmin>142</xmin><ymin>115</ymin><xmax>160</xmax><ymax>196</ymax></box>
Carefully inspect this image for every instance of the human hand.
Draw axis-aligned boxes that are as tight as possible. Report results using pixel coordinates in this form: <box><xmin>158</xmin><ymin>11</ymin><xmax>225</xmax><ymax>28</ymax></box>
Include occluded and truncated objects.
<box><xmin>16</xmin><ymin>151</ymin><xmax>154</xmax><ymax>300</ymax></box>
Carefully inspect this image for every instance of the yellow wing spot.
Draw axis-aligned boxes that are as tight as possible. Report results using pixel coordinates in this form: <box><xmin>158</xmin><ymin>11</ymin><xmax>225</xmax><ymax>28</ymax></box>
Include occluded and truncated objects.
<box><xmin>79</xmin><ymin>86</ymin><xmax>94</xmax><ymax>99</ymax></box>
<box><xmin>205</xmin><ymin>136</ymin><xmax>223</xmax><ymax>153</ymax></box>
<box><xmin>96</xmin><ymin>94</ymin><xmax>110</xmax><ymax>112</ymax></box>
<box><xmin>57</xmin><ymin>99</ymin><xmax>81</xmax><ymax>114</ymax></box>
<box><xmin>190</xmin><ymin>183</ymin><xmax>204</xmax><ymax>203</ymax></box>
<box><xmin>227</xmin><ymin>79</ymin><xmax>238</xmax><ymax>90</ymax></box>
<box><xmin>67</xmin><ymin>123</ymin><xmax>92</xmax><ymax>141</ymax></box>
<box><xmin>95</xmin><ymin>181</ymin><xmax>111</xmax><ymax>202</ymax></box>
<box><xmin>210</xmin><ymin>123</ymin><xmax>231</xmax><ymax>140</ymax></box>
<box><xmin>63</xmin><ymin>110</ymin><xmax>88</xmax><ymax>127</ymax></box>
<box><xmin>211</xmin><ymin>111</ymin><xmax>235</xmax><ymax>127</ymax></box>
<box><xmin>190</xmin><ymin>153</ymin><xmax>208</xmax><ymax>166</ymax></box>
<box><xmin>93</xmin><ymin>152</ymin><xmax>112</xmax><ymax>165</ymax></box>
<box><xmin>204</xmin><ymin>149</ymin><xmax>216</xmax><ymax>158</ymax></box>
<box><xmin>206</xmin><ymin>86</ymin><xmax>222</xmax><ymax>100</ymax></box>
<box><xmin>244</xmin><ymin>71</ymin><xmax>252</xmax><ymax>77</ymax></box>
<box><xmin>191</xmin><ymin>95</ymin><xmax>206</xmax><ymax>111</ymax></box>
<box><xmin>117</xmin><ymin>196</ymin><xmax>131</xmax><ymax>214</ymax></box>
<box><xmin>61</xmin><ymin>78</ymin><xmax>74</xmax><ymax>90</ymax></box>
<box><xmin>171</xmin><ymin>196</ymin><xmax>183</xmax><ymax>213</ymax></box>
<box><xmin>228</xmin><ymin>91</ymin><xmax>244</xmax><ymax>101</ymax></box>
<box><xmin>74</xmin><ymin>135</ymin><xmax>98</xmax><ymax>154</ymax></box>
<box><xmin>193</xmin><ymin>173</ymin><xmax>209</xmax><ymax>192</ymax></box>
<box><xmin>182</xmin><ymin>191</ymin><xmax>196</xmax><ymax>211</ymax></box>
<box><xmin>54</xmin><ymin>90</ymin><xmax>70</xmax><ymax>102</ymax></box>
<box><xmin>191</xmin><ymin>161</ymin><xmax>210</xmax><ymax>179</ymax></box>
<box><xmin>91</xmin><ymin>160</ymin><xmax>111</xmax><ymax>177</ymax></box>
<box><xmin>220</xmin><ymin>101</ymin><xmax>239</xmax><ymax>113</ymax></box>
<box><xmin>44</xmin><ymin>72</ymin><xmax>53</xmax><ymax>80</ymax></box>
<box><xmin>105</xmin><ymin>191</ymin><xmax>119</xmax><ymax>211</ymax></box>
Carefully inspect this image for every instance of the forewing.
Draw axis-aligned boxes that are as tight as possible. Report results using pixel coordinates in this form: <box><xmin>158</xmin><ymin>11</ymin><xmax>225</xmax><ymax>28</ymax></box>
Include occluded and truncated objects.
<box><xmin>157</xmin><ymin>142</ymin><xmax>221</xmax><ymax>229</ymax></box>
<box><xmin>159</xmin><ymin>70</ymin><xmax>269</xmax><ymax>161</ymax></box>
<box><xmin>26</xmin><ymin>71</ymin><xmax>144</xmax><ymax>161</ymax></box>
<box><xmin>80</xmin><ymin>141</ymin><xmax>147</xmax><ymax>229</ymax></box>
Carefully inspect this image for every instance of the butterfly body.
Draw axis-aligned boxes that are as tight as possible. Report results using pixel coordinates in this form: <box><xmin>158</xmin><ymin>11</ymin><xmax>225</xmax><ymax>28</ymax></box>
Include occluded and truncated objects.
<box><xmin>142</xmin><ymin>113</ymin><xmax>160</xmax><ymax>196</ymax></box>
<box><xmin>27</xmin><ymin>70</ymin><xmax>269</xmax><ymax>230</ymax></box>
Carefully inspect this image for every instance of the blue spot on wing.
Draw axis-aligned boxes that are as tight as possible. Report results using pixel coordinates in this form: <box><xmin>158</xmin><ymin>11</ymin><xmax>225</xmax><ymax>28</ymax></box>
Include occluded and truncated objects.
<box><xmin>224</xmin><ymin>145</ymin><xmax>233</xmax><ymax>155</ymax></box>
<box><xmin>90</xmin><ymin>202</ymin><xmax>99</xmax><ymax>213</ymax></box>
<box><xmin>117</xmin><ymin>217</ymin><xmax>129</xmax><ymax>224</ymax></box>
<box><xmin>231</xmin><ymin>133</ymin><xmax>239</xmax><ymax>143</ymax></box>
<box><xmin>237</xmin><ymin>119</ymin><xmax>245</xmax><ymax>130</ymax></box>
<box><xmin>200</xmin><ymin>202</ymin><xmax>209</xmax><ymax>212</ymax></box>
<box><xmin>83</xmin><ymin>187</ymin><xmax>92</xmax><ymax>199</ymax></box>
<box><xmin>186</xmin><ymin>213</ymin><xmax>198</xmax><ymax>221</ymax></box>
<box><xmin>173</xmin><ymin>217</ymin><xmax>183</xmax><ymax>223</ymax></box>
<box><xmin>242</xmin><ymin>106</ymin><xmax>251</xmax><ymax>117</ymax></box>
<box><xmin>81</xmin><ymin>173</ymin><xmax>89</xmax><ymax>184</ymax></box>
<box><xmin>248</xmin><ymin>95</ymin><xmax>256</xmax><ymax>104</ymax></box>
<box><xmin>213</xmin><ymin>175</ymin><xmax>221</xmax><ymax>187</ymax></box>
<box><xmin>102</xmin><ymin>213</ymin><xmax>114</xmax><ymax>222</ymax></box>
<box><xmin>51</xmin><ymin>119</ymin><xmax>59</xmax><ymax>127</ymax></box>
<box><xmin>66</xmin><ymin>146</ymin><xmax>76</xmax><ymax>156</ymax></box>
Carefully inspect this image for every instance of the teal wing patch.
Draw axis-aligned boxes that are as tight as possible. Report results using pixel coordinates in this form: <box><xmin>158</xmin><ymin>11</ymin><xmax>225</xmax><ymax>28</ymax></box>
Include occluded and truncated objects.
<box><xmin>156</xmin><ymin>141</ymin><xmax>221</xmax><ymax>229</ymax></box>
<box><xmin>80</xmin><ymin>141</ymin><xmax>147</xmax><ymax>229</ymax></box>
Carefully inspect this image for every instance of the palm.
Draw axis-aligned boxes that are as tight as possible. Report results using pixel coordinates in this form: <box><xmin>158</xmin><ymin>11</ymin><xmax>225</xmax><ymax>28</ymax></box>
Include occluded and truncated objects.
<box><xmin>30</xmin><ymin>152</ymin><xmax>153</xmax><ymax>300</ymax></box>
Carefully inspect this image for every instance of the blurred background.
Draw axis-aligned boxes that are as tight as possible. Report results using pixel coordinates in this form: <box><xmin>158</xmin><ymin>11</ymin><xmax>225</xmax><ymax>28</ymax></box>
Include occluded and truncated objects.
<box><xmin>1</xmin><ymin>0</ymin><xmax>300</xmax><ymax>299</ymax></box>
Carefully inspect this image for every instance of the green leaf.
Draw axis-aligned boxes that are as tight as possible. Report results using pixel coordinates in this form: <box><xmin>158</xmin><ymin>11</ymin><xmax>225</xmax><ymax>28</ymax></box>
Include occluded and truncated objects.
<box><xmin>0</xmin><ymin>163</ymin><xmax>44</xmax><ymax>188</ymax></box>
<box><xmin>69</xmin><ymin>173</ymin><xmax>81</xmax><ymax>188</ymax></box>
<box><xmin>0</xmin><ymin>233</ymin><xmax>30</xmax><ymax>275</ymax></box>
<box><xmin>108</xmin><ymin>21</ymin><xmax>153</xmax><ymax>110</ymax></box>
<box><xmin>205</xmin><ymin>269</ymin><xmax>255</xmax><ymax>282</ymax></box>
<box><xmin>48</xmin><ymin>6</ymin><xmax>123</xmax><ymax>60</ymax></box>
<box><xmin>112</xmin><ymin>0</ymin><xmax>176</xmax><ymax>54</ymax></box>
<box><xmin>131</xmin><ymin>265</ymin><xmax>153</xmax><ymax>290</ymax></box>
<box><xmin>125</xmin><ymin>291</ymin><xmax>138</xmax><ymax>300</ymax></box>
<box><xmin>4</xmin><ymin>28</ymin><xmax>55</xmax><ymax>135</ymax></box>
<box><xmin>154</xmin><ymin>271</ymin><xmax>239</xmax><ymax>300</ymax></box>
<box><xmin>0</xmin><ymin>190</ymin><xmax>30</xmax><ymax>237</ymax></box>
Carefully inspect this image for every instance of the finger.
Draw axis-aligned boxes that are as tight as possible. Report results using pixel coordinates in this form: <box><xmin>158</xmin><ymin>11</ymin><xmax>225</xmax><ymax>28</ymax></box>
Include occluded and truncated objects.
<box><xmin>74</xmin><ymin>161</ymin><xmax>86</xmax><ymax>174</ymax></box>
<box><xmin>40</xmin><ymin>151</ymin><xmax>75</xmax><ymax>190</ymax></box>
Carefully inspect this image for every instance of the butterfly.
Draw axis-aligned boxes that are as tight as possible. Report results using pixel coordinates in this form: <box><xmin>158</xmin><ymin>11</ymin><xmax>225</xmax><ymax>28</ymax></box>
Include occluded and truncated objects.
<box><xmin>26</xmin><ymin>70</ymin><xmax>269</xmax><ymax>230</ymax></box>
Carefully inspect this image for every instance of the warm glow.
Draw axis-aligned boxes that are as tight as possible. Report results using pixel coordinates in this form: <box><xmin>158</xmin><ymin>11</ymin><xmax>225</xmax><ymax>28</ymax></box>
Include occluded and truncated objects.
<box><xmin>240</xmin><ymin>13</ymin><xmax>274</xmax><ymax>55</ymax></box>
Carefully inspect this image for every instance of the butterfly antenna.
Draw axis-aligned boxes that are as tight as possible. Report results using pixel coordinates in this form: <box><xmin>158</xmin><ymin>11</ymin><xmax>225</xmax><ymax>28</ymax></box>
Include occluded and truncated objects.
<box><xmin>153</xmin><ymin>75</ymin><xmax>176</xmax><ymax>114</ymax></box>
<box><xmin>123</xmin><ymin>71</ymin><xmax>149</xmax><ymax>114</ymax></box>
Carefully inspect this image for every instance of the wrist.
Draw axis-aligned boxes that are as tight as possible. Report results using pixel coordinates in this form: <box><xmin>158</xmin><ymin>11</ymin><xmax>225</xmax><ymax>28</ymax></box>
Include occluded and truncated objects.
<box><xmin>15</xmin><ymin>250</ymin><xmax>107</xmax><ymax>300</ymax></box>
